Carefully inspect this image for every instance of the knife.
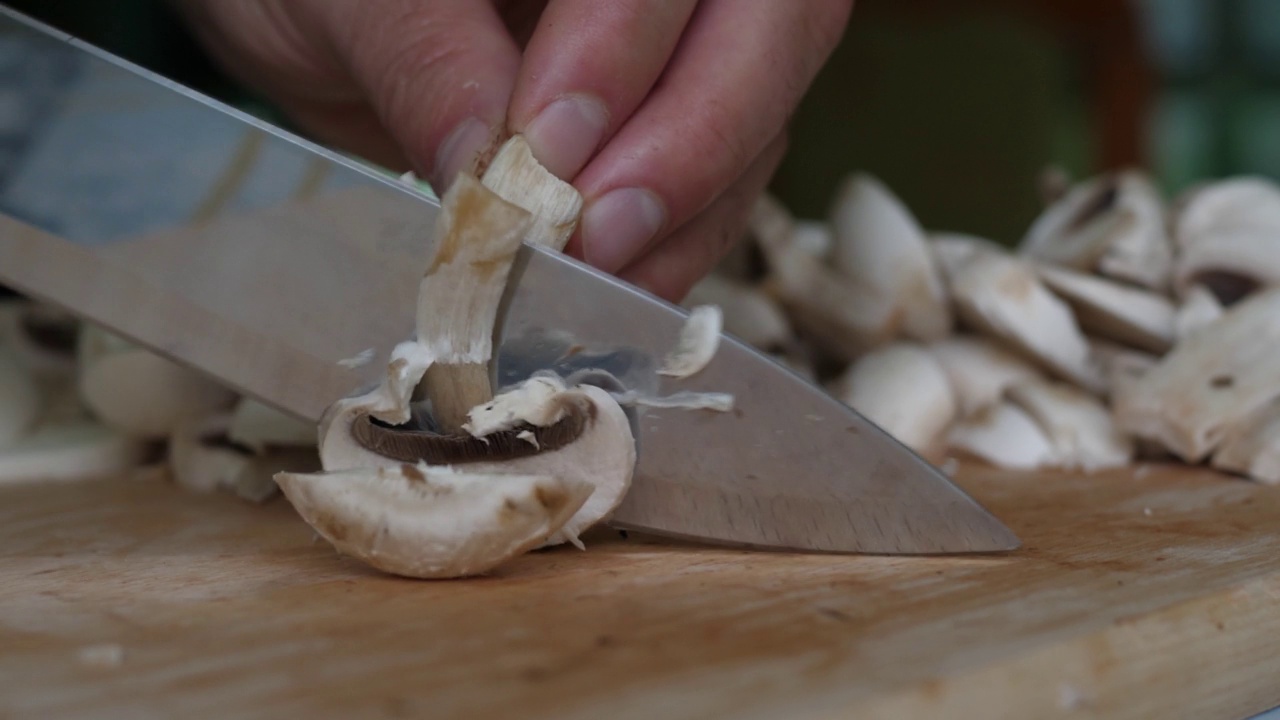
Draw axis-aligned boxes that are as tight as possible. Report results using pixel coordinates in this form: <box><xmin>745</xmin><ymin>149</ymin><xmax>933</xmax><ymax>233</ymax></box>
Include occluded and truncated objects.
<box><xmin>0</xmin><ymin>6</ymin><xmax>1018</xmax><ymax>555</ymax></box>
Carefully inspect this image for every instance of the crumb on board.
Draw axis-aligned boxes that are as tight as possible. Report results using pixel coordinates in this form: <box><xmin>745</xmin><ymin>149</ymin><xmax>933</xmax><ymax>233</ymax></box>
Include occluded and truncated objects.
<box><xmin>76</xmin><ymin>643</ymin><xmax>124</xmax><ymax>668</ymax></box>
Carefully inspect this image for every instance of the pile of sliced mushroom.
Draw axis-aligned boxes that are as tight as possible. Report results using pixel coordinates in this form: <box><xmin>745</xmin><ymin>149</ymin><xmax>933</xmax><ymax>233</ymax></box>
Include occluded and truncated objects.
<box><xmin>702</xmin><ymin>169</ymin><xmax>1280</xmax><ymax>483</ymax></box>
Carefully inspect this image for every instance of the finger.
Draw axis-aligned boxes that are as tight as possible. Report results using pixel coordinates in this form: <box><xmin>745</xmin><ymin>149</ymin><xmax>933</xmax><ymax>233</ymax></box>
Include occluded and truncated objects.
<box><xmin>505</xmin><ymin>0</ymin><xmax>699</xmax><ymax>180</ymax></box>
<box><xmin>572</xmin><ymin>0</ymin><xmax>854</xmax><ymax>274</ymax></box>
<box><xmin>312</xmin><ymin>0</ymin><xmax>524</xmax><ymax>191</ymax></box>
<box><xmin>617</xmin><ymin>131</ymin><xmax>789</xmax><ymax>303</ymax></box>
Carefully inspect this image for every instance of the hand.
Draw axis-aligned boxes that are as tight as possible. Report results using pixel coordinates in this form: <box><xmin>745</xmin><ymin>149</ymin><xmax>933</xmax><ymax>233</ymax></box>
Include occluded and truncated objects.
<box><xmin>172</xmin><ymin>0</ymin><xmax>854</xmax><ymax>301</ymax></box>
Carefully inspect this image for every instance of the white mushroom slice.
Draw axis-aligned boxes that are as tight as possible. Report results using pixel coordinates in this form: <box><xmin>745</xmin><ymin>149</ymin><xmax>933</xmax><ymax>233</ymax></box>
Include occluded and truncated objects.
<box><xmin>1035</xmin><ymin>264</ymin><xmax>1176</xmax><ymax>354</ymax></box>
<box><xmin>1006</xmin><ymin>379</ymin><xmax>1132</xmax><ymax>470</ymax></box>
<box><xmin>0</xmin><ymin>422</ymin><xmax>152</xmax><ymax>485</ymax></box>
<box><xmin>276</xmin><ymin>463</ymin><xmax>593</xmax><ymax>579</ymax></box>
<box><xmin>416</xmin><ymin>172</ymin><xmax>533</xmax><ymax>432</ymax></box>
<box><xmin>946</xmin><ymin>401</ymin><xmax>1055</xmax><ymax>470</ymax></box>
<box><xmin>683</xmin><ymin>274</ymin><xmax>792</xmax><ymax>352</ymax></box>
<box><xmin>1212</xmin><ymin>400</ymin><xmax>1280</xmax><ymax>484</ymax></box>
<box><xmin>76</xmin><ymin>325</ymin><xmax>237</xmax><ymax>439</ymax></box>
<box><xmin>828</xmin><ymin>173</ymin><xmax>952</xmax><ymax>341</ymax></box>
<box><xmin>1112</xmin><ymin>288</ymin><xmax>1280</xmax><ymax>462</ymax></box>
<box><xmin>658</xmin><ymin>305</ymin><xmax>722</xmax><ymax>378</ymax></box>
<box><xmin>1088</xmin><ymin>338</ymin><xmax>1158</xmax><ymax>402</ymax></box>
<box><xmin>1018</xmin><ymin>170</ymin><xmax>1172</xmax><ymax>290</ymax></box>
<box><xmin>1171</xmin><ymin>175</ymin><xmax>1280</xmax><ymax>251</ymax></box>
<box><xmin>480</xmin><ymin>134</ymin><xmax>583</xmax><ymax>251</ymax></box>
<box><xmin>464</xmin><ymin>383</ymin><xmax>636</xmax><ymax>548</ymax></box>
<box><xmin>0</xmin><ymin>347</ymin><xmax>41</xmax><ymax>448</ymax></box>
<box><xmin>927</xmin><ymin>335</ymin><xmax>1043</xmax><ymax>419</ymax></box>
<box><xmin>831</xmin><ymin>342</ymin><xmax>956</xmax><ymax>454</ymax></box>
<box><xmin>945</xmin><ymin>250</ymin><xmax>1106</xmax><ymax>394</ymax></box>
<box><xmin>170</xmin><ymin>413</ymin><xmax>318</xmax><ymax>502</ymax></box>
<box><xmin>1172</xmin><ymin>229</ymin><xmax>1280</xmax><ymax>303</ymax></box>
<box><xmin>227</xmin><ymin>398</ymin><xmax>316</xmax><ymax>452</ymax></box>
<box><xmin>929</xmin><ymin>232</ymin><xmax>1009</xmax><ymax>279</ymax></box>
<box><xmin>792</xmin><ymin>220</ymin><xmax>833</xmax><ymax>259</ymax></box>
<box><xmin>1174</xmin><ymin>285</ymin><xmax>1224</xmax><ymax>341</ymax></box>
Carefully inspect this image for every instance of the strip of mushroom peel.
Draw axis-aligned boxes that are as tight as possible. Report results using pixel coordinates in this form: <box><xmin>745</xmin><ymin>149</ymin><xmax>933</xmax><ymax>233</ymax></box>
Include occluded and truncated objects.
<box><xmin>416</xmin><ymin>172</ymin><xmax>534</xmax><ymax>432</ymax></box>
<box><xmin>480</xmin><ymin>134</ymin><xmax>583</xmax><ymax>252</ymax></box>
<box><xmin>658</xmin><ymin>305</ymin><xmax>722</xmax><ymax>379</ymax></box>
<box><xmin>1112</xmin><ymin>288</ymin><xmax>1280</xmax><ymax>462</ymax></box>
<box><xmin>831</xmin><ymin>342</ymin><xmax>957</xmax><ymax>454</ymax></box>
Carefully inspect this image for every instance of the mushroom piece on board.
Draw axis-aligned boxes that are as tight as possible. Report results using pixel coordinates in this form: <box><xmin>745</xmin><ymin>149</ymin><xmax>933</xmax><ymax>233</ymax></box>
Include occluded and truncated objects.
<box><xmin>1112</xmin><ymin>288</ymin><xmax>1280</xmax><ymax>462</ymax></box>
<box><xmin>927</xmin><ymin>335</ymin><xmax>1043</xmax><ymax>419</ymax></box>
<box><xmin>946</xmin><ymin>401</ymin><xmax>1055</xmax><ymax>470</ymax></box>
<box><xmin>1018</xmin><ymin>170</ymin><xmax>1172</xmax><ymax>291</ymax></box>
<box><xmin>831</xmin><ymin>342</ymin><xmax>957</xmax><ymax>454</ymax></box>
<box><xmin>1006</xmin><ymin>378</ymin><xmax>1133</xmax><ymax>471</ymax></box>
<box><xmin>1212</xmin><ymin>399</ymin><xmax>1280</xmax><ymax>484</ymax></box>
<box><xmin>1035</xmin><ymin>264</ymin><xmax>1176</xmax><ymax>354</ymax></box>
<box><xmin>945</xmin><ymin>248</ymin><xmax>1106</xmax><ymax>395</ymax></box>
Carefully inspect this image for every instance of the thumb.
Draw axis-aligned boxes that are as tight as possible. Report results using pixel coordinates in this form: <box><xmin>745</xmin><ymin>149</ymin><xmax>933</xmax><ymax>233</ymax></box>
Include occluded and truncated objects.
<box><xmin>312</xmin><ymin>0</ymin><xmax>522</xmax><ymax>191</ymax></box>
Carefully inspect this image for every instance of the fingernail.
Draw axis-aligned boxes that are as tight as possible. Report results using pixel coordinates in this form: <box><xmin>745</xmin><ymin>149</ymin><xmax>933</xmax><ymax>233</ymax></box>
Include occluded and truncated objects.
<box><xmin>581</xmin><ymin>188</ymin><xmax>666</xmax><ymax>272</ymax></box>
<box><xmin>434</xmin><ymin>117</ymin><xmax>492</xmax><ymax>189</ymax></box>
<box><xmin>523</xmin><ymin>94</ymin><xmax>609</xmax><ymax>179</ymax></box>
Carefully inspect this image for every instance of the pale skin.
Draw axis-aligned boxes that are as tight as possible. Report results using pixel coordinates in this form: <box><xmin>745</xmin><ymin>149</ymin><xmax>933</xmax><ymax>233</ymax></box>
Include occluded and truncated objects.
<box><xmin>173</xmin><ymin>0</ymin><xmax>856</xmax><ymax>302</ymax></box>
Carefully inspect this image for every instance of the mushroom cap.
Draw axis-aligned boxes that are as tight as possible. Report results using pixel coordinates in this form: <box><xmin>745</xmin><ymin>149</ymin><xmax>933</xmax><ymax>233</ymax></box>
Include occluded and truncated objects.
<box><xmin>275</xmin><ymin>462</ymin><xmax>593</xmax><ymax>579</ymax></box>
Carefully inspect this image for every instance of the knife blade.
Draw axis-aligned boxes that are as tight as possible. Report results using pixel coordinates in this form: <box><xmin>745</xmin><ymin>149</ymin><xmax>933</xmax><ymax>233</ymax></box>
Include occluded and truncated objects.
<box><xmin>0</xmin><ymin>5</ymin><xmax>1018</xmax><ymax>554</ymax></box>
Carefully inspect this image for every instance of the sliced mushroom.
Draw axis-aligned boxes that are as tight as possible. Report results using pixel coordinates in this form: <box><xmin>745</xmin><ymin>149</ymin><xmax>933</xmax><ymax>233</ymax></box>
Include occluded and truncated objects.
<box><xmin>275</xmin><ymin>172</ymin><xmax>638</xmax><ymax>578</ymax></box>
<box><xmin>1112</xmin><ymin>288</ymin><xmax>1280</xmax><ymax>462</ymax></box>
<box><xmin>1172</xmin><ymin>228</ymin><xmax>1280</xmax><ymax>303</ymax></box>
<box><xmin>0</xmin><ymin>422</ymin><xmax>152</xmax><ymax>485</ymax></box>
<box><xmin>1035</xmin><ymin>264</ymin><xmax>1176</xmax><ymax>354</ymax></box>
<box><xmin>1018</xmin><ymin>170</ymin><xmax>1172</xmax><ymax>290</ymax></box>
<box><xmin>1006</xmin><ymin>378</ymin><xmax>1132</xmax><ymax>471</ymax></box>
<box><xmin>1211</xmin><ymin>399</ymin><xmax>1280</xmax><ymax>484</ymax></box>
<box><xmin>1088</xmin><ymin>337</ymin><xmax>1158</xmax><ymax>402</ymax></box>
<box><xmin>828</xmin><ymin>173</ymin><xmax>952</xmax><ymax>341</ymax></box>
<box><xmin>277</xmin><ymin>463</ymin><xmax>593</xmax><ymax>578</ymax></box>
<box><xmin>171</xmin><ymin>412</ymin><xmax>318</xmax><ymax>502</ymax></box>
<box><xmin>1174</xmin><ymin>284</ymin><xmax>1224</xmax><ymax>342</ymax></box>
<box><xmin>76</xmin><ymin>324</ymin><xmax>237</xmax><ymax>439</ymax></box>
<box><xmin>946</xmin><ymin>401</ymin><xmax>1055</xmax><ymax>470</ymax></box>
<box><xmin>945</xmin><ymin>249</ymin><xmax>1106</xmax><ymax>394</ymax></box>
<box><xmin>831</xmin><ymin>342</ymin><xmax>957</xmax><ymax>454</ymax></box>
<box><xmin>479</xmin><ymin>134</ymin><xmax>583</xmax><ymax>251</ymax></box>
<box><xmin>1171</xmin><ymin>175</ymin><xmax>1280</xmax><ymax>251</ymax></box>
<box><xmin>227</xmin><ymin>398</ymin><xmax>316</xmax><ymax>453</ymax></box>
<box><xmin>683</xmin><ymin>273</ymin><xmax>792</xmax><ymax>352</ymax></box>
<box><xmin>927</xmin><ymin>335</ymin><xmax>1043</xmax><ymax>419</ymax></box>
<box><xmin>792</xmin><ymin>219</ymin><xmax>833</xmax><ymax>259</ymax></box>
<box><xmin>658</xmin><ymin>305</ymin><xmax>722</xmax><ymax>379</ymax></box>
<box><xmin>930</xmin><ymin>232</ymin><xmax>1009</xmax><ymax>279</ymax></box>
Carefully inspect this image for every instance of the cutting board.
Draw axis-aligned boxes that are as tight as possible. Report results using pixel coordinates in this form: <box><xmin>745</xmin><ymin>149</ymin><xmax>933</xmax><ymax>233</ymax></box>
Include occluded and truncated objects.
<box><xmin>4</xmin><ymin>461</ymin><xmax>1280</xmax><ymax>719</ymax></box>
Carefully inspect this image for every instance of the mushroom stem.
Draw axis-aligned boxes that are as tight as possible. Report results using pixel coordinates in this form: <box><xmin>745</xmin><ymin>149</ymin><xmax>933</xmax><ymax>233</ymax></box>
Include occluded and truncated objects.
<box><xmin>415</xmin><ymin>173</ymin><xmax>533</xmax><ymax>432</ymax></box>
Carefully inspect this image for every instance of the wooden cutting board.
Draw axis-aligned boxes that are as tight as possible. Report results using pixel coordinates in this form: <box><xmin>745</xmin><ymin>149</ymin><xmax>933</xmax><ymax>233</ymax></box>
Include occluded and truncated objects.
<box><xmin>4</xmin><ymin>461</ymin><xmax>1280</xmax><ymax>719</ymax></box>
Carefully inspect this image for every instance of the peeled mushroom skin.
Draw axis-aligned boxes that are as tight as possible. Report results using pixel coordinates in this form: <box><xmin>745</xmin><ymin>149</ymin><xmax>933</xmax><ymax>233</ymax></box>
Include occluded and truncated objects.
<box><xmin>1112</xmin><ymin>287</ymin><xmax>1280</xmax><ymax>462</ymax></box>
<box><xmin>479</xmin><ymin>134</ymin><xmax>583</xmax><ymax>251</ymax></box>
<box><xmin>832</xmin><ymin>342</ymin><xmax>957</xmax><ymax>454</ymax></box>
<box><xmin>276</xmin><ymin>463</ymin><xmax>593</xmax><ymax>579</ymax></box>
<box><xmin>658</xmin><ymin>305</ymin><xmax>722</xmax><ymax>379</ymax></box>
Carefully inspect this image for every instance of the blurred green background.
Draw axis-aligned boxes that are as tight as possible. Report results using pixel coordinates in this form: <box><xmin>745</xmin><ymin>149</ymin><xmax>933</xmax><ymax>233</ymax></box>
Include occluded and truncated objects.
<box><xmin>11</xmin><ymin>0</ymin><xmax>1280</xmax><ymax>246</ymax></box>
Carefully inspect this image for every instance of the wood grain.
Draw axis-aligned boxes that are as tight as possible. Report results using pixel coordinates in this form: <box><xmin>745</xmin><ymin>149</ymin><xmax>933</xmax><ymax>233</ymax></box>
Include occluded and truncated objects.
<box><xmin>3</xmin><ymin>462</ymin><xmax>1280</xmax><ymax>719</ymax></box>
